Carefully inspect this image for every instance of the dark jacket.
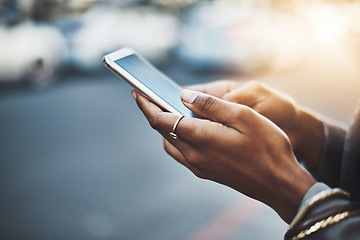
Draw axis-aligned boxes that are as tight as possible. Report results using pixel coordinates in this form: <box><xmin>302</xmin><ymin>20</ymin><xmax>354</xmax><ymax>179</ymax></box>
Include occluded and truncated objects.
<box><xmin>285</xmin><ymin>100</ymin><xmax>360</xmax><ymax>240</ymax></box>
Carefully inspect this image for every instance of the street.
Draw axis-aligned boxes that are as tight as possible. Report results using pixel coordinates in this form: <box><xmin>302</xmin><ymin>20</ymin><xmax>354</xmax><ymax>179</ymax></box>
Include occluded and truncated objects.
<box><xmin>0</xmin><ymin>68</ymin><xmax>286</xmax><ymax>240</ymax></box>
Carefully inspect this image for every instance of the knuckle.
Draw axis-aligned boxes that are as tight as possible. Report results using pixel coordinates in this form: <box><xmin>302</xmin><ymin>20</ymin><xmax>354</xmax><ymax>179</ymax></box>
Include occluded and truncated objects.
<box><xmin>235</xmin><ymin>105</ymin><xmax>252</xmax><ymax>117</ymax></box>
<box><xmin>185</xmin><ymin>151</ymin><xmax>203</xmax><ymax>168</ymax></box>
<box><xmin>245</xmin><ymin>81</ymin><xmax>265</xmax><ymax>93</ymax></box>
<box><xmin>182</xmin><ymin>150</ymin><xmax>209</xmax><ymax>180</ymax></box>
<box><xmin>200</xmin><ymin>95</ymin><xmax>217</xmax><ymax>111</ymax></box>
<box><xmin>192</xmin><ymin>168</ymin><xmax>206</xmax><ymax>179</ymax></box>
<box><xmin>191</xmin><ymin>125</ymin><xmax>205</xmax><ymax>141</ymax></box>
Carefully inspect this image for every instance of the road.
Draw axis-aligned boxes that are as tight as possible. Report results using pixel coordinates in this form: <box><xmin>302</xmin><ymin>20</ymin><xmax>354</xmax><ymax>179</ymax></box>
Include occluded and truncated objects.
<box><xmin>0</xmin><ymin>66</ymin><xmax>298</xmax><ymax>240</ymax></box>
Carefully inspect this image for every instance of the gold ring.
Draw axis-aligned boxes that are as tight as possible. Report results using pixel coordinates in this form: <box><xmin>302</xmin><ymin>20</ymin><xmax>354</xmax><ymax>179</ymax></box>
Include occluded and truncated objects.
<box><xmin>169</xmin><ymin>115</ymin><xmax>184</xmax><ymax>140</ymax></box>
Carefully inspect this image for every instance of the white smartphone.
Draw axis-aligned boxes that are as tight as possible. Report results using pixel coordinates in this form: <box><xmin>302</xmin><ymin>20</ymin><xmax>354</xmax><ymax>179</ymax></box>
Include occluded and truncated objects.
<box><xmin>103</xmin><ymin>48</ymin><xmax>193</xmax><ymax>118</ymax></box>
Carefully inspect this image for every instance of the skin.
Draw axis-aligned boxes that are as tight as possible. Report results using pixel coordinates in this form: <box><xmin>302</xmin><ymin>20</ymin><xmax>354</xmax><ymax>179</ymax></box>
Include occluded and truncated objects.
<box><xmin>187</xmin><ymin>80</ymin><xmax>326</xmax><ymax>173</ymax></box>
<box><xmin>131</xmin><ymin>81</ymin><xmax>318</xmax><ymax>223</ymax></box>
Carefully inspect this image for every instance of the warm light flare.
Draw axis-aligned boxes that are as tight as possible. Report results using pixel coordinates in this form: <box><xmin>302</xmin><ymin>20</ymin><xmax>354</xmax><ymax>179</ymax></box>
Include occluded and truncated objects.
<box><xmin>305</xmin><ymin>4</ymin><xmax>347</xmax><ymax>45</ymax></box>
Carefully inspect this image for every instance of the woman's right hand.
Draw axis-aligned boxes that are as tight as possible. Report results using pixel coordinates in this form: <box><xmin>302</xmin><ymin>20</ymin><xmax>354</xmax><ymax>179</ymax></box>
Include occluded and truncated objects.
<box><xmin>132</xmin><ymin>88</ymin><xmax>316</xmax><ymax>223</ymax></box>
<box><xmin>187</xmin><ymin>80</ymin><xmax>325</xmax><ymax>173</ymax></box>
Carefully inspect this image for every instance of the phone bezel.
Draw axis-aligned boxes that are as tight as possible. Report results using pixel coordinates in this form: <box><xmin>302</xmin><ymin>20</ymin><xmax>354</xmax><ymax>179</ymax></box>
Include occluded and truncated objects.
<box><xmin>103</xmin><ymin>48</ymin><xmax>184</xmax><ymax>116</ymax></box>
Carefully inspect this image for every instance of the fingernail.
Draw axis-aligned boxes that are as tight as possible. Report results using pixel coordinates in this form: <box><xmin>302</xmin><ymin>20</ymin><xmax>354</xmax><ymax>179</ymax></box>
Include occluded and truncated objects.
<box><xmin>131</xmin><ymin>90</ymin><xmax>137</xmax><ymax>100</ymax></box>
<box><xmin>181</xmin><ymin>89</ymin><xmax>198</xmax><ymax>104</ymax></box>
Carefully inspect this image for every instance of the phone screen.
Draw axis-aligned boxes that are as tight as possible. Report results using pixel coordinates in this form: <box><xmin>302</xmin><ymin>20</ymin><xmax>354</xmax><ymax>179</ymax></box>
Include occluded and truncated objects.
<box><xmin>114</xmin><ymin>54</ymin><xmax>193</xmax><ymax>117</ymax></box>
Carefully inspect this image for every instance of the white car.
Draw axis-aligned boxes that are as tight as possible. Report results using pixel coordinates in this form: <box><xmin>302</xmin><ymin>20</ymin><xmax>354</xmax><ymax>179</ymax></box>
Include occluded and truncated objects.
<box><xmin>0</xmin><ymin>20</ymin><xmax>66</xmax><ymax>87</ymax></box>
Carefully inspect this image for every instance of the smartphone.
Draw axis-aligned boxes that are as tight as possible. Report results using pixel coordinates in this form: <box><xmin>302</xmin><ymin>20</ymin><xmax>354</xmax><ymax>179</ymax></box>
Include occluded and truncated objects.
<box><xmin>103</xmin><ymin>48</ymin><xmax>193</xmax><ymax>118</ymax></box>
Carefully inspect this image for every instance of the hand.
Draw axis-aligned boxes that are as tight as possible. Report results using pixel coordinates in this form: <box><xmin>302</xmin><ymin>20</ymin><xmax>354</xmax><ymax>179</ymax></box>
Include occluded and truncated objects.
<box><xmin>188</xmin><ymin>80</ymin><xmax>325</xmax><ymax>173</ymax></box>
<box><xmin>132</xmin><ymin>89</ymin><xmax>316</xmax><ymax>223</ymax></box>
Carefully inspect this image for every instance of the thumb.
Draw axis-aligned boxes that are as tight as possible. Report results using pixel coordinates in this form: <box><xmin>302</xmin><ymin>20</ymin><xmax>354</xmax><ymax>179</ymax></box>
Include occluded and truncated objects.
<box><xmin>180</xmin><ymin>89</ymin><xmax>247</xmax><ymax>126</ymax></box>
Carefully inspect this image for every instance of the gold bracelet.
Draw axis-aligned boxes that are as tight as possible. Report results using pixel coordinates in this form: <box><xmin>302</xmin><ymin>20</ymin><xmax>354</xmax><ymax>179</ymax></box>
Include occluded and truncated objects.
<box><xmin>288</xmin><ymin>188</ymin><xmax>350</xmax><ymax>230</ymax></box>
<box><xmin>291</xmin><ymin>211</ymin><xmax>349</xmax><ymax>240</ymax></box>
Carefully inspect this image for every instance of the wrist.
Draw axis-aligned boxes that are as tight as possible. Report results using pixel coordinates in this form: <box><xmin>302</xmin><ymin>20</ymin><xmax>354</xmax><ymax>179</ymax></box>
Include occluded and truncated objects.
<box><xmin>292</xmin><ymin>107</ymin><xmax>325</xmax><ymax>172</ymax></box>
<box><xmin>271</xmin><ymin>163</ymin><xmax>316</xmax><ymax>223</ymax></box>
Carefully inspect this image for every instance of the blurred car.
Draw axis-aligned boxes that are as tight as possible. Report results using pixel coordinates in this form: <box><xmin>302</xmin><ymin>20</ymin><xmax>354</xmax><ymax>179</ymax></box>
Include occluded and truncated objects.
<box><xmin>67</xmin><ymin>5</ymin><xmax>178</xmax><ymax>69</ymax></box>
<box><xmin>0</xmin><ymin>6</ymin><xmax>66</xmax><ymax>87</ymax></box>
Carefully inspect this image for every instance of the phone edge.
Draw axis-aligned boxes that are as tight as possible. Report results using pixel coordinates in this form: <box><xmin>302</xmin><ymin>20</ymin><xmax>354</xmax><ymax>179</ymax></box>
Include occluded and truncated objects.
<box><xmin>103</xmin><ymin>53</ymin><xmax>184</xmax><ymax>117</ymax></box>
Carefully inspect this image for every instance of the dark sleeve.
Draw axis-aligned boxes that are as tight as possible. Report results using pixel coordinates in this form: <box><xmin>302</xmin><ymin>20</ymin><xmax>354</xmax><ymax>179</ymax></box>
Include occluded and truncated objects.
<box><xmin>285</xmin><ymin>102</ymin><xmax>360</xmax><ymax>240</ymax></box>
<box><xmin>340</xmin><ymin>100</ymin><xmax>360</xmax><ymax>200</ymax></box>
<box><xmin>285</xmin><ymin>190</ymin><xmax>360</xmax><ymax>240</ymax></box>
<box><xmin>315</xmin><ymin>118</ymin><xmax>347</xmax><ymax>188</ymax></box>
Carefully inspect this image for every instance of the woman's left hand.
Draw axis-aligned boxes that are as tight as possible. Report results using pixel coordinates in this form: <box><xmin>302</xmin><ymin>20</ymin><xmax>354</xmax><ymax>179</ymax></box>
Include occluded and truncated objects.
<box><xmin>132</xmin><ymin>89</ymin><xmax>316</xmax><ymax>223</ymax></box>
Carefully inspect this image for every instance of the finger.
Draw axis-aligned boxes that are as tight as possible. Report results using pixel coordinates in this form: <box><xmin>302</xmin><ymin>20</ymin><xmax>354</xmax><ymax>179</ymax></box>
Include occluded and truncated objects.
<box><xmin>133</xmin><ymin>90</ymin><xmax>196</xmax><ymax>150</ymax></box>
<box><xmin>180</xmin><ymin>89</ymin><xmax>253</xmax><ymax>129</ymax></box>
<box><xmin>163</xmin><ymin>138</ymin><xmax>204</xmax><ymax>179</ymax></box>
<box><xmin>134</xmin><ymin>90</ymin><xmax>241</xmax><ymax>150</ymax></box>
<box><xmin>132</xmin><ymin>89</ymin><xmax>163</xmax><ymax>115</ymax></box>
<box><xmin>222</xmin><ymin>81</ymin><xmax>268</xmax><ymax>107</ymax></box>
<box><xmin>163</xmin><ymin>138</ymin><xmax>191</xmax><ymax>169</ymax></box>
<box><xmin>133</xmin><ymin>90</ymin><xmax>180</xmax><ymax>134</ymax></box>
<box><xmin>185</xmin><ymin>80</ymin><xmax>241</xmax><ymax>98</ymax></box>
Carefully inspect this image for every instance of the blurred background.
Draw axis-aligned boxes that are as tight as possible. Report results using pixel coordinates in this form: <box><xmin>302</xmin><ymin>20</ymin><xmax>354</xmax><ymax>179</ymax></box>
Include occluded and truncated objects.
<box><xmin>1</xmin><ymin>0</ymin><xmax>360</xmax><ymax>239</ymax></box>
